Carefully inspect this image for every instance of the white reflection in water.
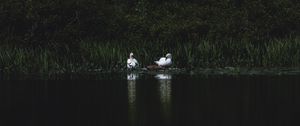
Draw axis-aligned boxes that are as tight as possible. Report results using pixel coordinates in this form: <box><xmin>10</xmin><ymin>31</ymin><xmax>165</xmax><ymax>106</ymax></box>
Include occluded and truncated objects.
<box><xmin>127</xmin><ymin>73</ymin><xmax>138</xmax><ymax>126</ymax></box>
<box><xmin>127</xmin><ymin>73</ymin><xmax>139</xmax><ymax>81</ymax></box>
<box><xmin>127</xmin><ymin>77</ymin><xmax>137</xmax><ymax>104</ymax></box>
<box><xmin>155</xmin><ymin>74</ymin><xmax>172</xmax><ymax>104</ymax></box>
<box><xmin>155</xmin><ymin>74</ymin><xmax>172</xmax><ymax>80</ymax></box>
<box><xmin>155</xmin><ymin>74</ymin><xmax>172</xmax><ymax>124</ymax></box>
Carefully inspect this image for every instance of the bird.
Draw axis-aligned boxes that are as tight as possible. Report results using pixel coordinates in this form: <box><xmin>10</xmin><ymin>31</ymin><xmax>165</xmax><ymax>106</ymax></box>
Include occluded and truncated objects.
<box><xmin>127</xmin><ymin>52</ymin><xmax>139</xmax><ymax>69</ymax></box>
<box><xmin>154</xmin><ymin>53</ymin><xmax>172</xmax><ymax>68</ymax></box>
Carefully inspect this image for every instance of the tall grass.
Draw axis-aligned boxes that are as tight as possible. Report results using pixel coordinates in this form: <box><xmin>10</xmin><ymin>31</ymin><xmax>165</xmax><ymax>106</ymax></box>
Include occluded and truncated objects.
<box><xmin>0</xmin><ymin>37</ymin><xmax>299</xmax><ymax>74</ymax></box>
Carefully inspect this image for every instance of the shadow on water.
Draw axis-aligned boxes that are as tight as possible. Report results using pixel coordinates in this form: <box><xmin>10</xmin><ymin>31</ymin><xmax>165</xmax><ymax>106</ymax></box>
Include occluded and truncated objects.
<box><xmin>1</xmin><ymin>72</ymin><xmax>300</xmax><ymax>126</ymax></box>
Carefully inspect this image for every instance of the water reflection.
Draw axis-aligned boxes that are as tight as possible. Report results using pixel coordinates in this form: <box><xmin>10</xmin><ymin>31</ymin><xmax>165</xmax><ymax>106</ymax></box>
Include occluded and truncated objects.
<box><xmin>127</xmin><ymin>73</ymin><xmax>139</xmax><ymax>81</ymax></box>
<box><xmin>155</xmin><ymin>74</ymin><xmax>172</xmax><ymax>125</ymax></box>
<box><xmin>155</xmin><ymin>74</ymin><xmax>172</xmax><ymax>80</ymax></box>
<box><xmin>127</xmin><ymin>73</ymin><xmax>138</xmax><ymax>126</ymax></box>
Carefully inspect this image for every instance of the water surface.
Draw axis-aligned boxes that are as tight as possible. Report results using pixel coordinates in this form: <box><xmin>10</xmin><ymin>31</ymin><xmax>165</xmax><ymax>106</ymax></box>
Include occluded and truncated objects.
<box><xmin>1</xmin><ymin>73</ymin><xmax>300</xmax><ymax>126</ymax></box>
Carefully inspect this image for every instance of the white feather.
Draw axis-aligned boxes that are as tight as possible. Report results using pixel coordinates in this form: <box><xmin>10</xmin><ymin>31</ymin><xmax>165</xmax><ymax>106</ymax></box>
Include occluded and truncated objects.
<box><xmin>127</xmin><ymin>53</ymin><xmax>138</xmax><ymax>69</ymax></box>
<box><xmin>154</xmin><ymin>53</ymin><xmax>172</xmax><ymax>67</ymax></box>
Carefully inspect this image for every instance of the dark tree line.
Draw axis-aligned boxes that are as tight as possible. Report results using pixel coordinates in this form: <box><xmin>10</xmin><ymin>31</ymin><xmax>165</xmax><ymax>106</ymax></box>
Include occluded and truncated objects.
<box><xmin>0</xmin><ymin>0</ymin><xmax>299</xmax><ymax>47</ymax></box>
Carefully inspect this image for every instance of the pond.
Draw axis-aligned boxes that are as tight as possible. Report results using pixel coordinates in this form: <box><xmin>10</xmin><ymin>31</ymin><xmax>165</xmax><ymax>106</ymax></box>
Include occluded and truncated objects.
<box><xmin>1</xmin><ymin>72</ymin><xmax>300</xmax><ymax>126</ymax></box>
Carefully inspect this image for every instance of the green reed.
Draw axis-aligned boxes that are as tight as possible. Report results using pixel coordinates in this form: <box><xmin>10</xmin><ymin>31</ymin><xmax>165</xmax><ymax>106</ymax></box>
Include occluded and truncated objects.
<box><xmin>0</xmin><ymin>37</ymin><xmax>299</xmax><ymax>74</ymax></box>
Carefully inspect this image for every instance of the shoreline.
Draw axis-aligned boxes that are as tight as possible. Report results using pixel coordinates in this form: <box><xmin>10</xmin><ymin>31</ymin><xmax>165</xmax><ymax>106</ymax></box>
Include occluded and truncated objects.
<box><xmin>1</xmin><ymin>67</ymin><xmax>300</xmax><ymax>80</ymax></box>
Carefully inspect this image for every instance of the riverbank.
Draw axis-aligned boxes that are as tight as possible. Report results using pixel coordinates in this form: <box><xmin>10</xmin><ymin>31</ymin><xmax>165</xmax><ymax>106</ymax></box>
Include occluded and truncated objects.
<box><xmin>0</xmin><ymin>38</ymin><xmax>299</xmax><ymax>75</ymax></box>
<box><xmin>1</xmin><ymin>67</ymin><xmax>300</xmax><ymax>80</ymax></box>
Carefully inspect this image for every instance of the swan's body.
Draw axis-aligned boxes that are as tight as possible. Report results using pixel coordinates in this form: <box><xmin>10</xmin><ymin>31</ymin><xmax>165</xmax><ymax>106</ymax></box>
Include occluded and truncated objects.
<box><xmin>127</xmin><ymin>53</ymin><xmax>138</xmax><ymax>69</ymax></box>
<box><xmin>154</xmin><ymin>53</ymin><xmax>172</xmax><ymax>67</ymax></box>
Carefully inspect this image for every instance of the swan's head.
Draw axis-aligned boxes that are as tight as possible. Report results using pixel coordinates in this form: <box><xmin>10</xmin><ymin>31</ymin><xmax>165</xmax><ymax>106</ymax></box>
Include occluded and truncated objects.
<box><xmin>166</xmin><ymin>53</ymin><xmax>172</xmax><ymax>59</ymax></box>
<box><xmin>129</xmin><ymin>52</ymin><xmax>134</xmax><ymax>58</ymax></box>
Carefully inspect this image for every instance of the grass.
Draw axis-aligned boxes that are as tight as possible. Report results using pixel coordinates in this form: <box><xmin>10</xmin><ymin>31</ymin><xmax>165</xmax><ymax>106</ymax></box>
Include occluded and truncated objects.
<box><xmin>0</xmin><ymin>37</ymin><xmax>299</xmax><ymax>75</ymax></box>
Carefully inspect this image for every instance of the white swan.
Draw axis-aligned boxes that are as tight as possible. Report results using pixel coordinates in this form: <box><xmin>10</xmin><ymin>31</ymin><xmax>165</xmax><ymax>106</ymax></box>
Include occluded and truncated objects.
<box><xmin>127</xmin><ymin>52</ymin><xmax>138</xmax><ymax>69</ymax></box>
<box><xmin>155</xmin><ymin>53</ymin><xmax>172</xmax><ymax>67</ymax></box>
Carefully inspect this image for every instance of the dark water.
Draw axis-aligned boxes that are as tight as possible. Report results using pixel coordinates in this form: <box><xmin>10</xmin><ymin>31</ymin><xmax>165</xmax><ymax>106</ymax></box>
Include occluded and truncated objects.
<box><xmin>1</xmin><ymin>73</ymin><xmax>300</xmax><ymax>126</ymax></box>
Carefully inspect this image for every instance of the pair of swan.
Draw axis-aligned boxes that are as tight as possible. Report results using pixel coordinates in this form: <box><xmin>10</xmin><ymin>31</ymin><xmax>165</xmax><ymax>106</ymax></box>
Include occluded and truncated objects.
<box><xmin>127</xmin><ymin>52</ymin><xmax>172</xmax><ymax>69</ymax></box>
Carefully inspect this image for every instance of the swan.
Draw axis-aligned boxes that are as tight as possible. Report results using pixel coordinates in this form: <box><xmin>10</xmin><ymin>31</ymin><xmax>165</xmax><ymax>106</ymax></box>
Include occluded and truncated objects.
<box><xmin>154</xmin><ymin>53</ymin><xmax>172</xmax><ymax>67</ymax></box>
<box><xmin>127</xmin><ymin>52</ymin><xmax>139</xmax><ymax>69</ymax></box>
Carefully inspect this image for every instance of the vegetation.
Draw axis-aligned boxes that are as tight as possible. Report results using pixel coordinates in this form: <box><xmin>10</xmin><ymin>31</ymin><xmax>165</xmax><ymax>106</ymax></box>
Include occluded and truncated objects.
<box><xmin>0</xmin><ymin>0</ymin><xmax>299</xmax><ymax>74</ymax></box>
<box><xmin>1</xmin><ymin>38</ymin><xmax>299</xmax><ymax>74</ymax></box>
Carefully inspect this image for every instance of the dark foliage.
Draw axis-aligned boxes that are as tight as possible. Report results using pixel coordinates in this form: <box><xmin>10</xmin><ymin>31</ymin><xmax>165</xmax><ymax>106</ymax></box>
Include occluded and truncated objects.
<box><xmin>0</xmin><ymin>0</ymin><xmax>299</xmax><ymax>47</ymax></box>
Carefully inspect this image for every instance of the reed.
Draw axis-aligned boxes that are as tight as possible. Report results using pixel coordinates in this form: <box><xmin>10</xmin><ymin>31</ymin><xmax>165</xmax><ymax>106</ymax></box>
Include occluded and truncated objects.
<box><xmin>0</xmin><ymin>37</ymin><xmax>299</xmax><ymax>74</ymax></box>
